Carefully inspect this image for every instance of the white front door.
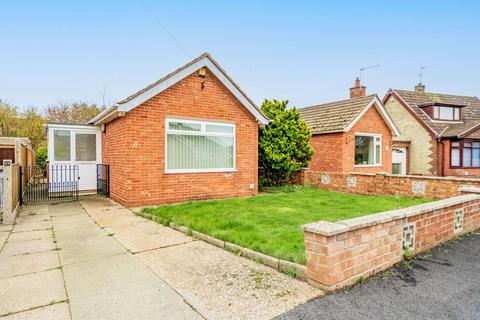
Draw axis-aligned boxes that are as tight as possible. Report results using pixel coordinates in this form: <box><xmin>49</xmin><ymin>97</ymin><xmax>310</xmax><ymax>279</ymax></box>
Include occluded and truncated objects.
<box><xmin>48</xmin><ymin>125</ymin><xmax>102</xmax><ymax>191</ymax></box>
<box><xmin>73</xmin><ymin>131</ymin><xmax>101</xmax><ymax>190</ymax></box>
<box><xmin>392</xmin><ymin>147</ymin><xmax>407</xmax><ymax>175</ymax></box>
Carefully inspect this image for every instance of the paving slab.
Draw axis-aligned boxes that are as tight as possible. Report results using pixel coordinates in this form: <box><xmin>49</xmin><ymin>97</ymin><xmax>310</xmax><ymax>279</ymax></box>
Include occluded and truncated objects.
<box><xmin>55</xmin><ymin>230</ymin><xmax>125</xmax><ymax>265</ymax></box>
<box><xmin>1</xmin><ymin>302</ymin><xmax>70</xmax><ymax>320</ymax></box>
<box><xmin>0</xmin><ymin>250</ymin><xmax>60</xmax><ymax>279</ymax></box>
<box><xmin>136</xmin><ymin>240</ymin><xmax>321</xmax><ymax>320</ymax></box>
<box><xmin>0</xmin><ymin>269</ymin><xmax>67</xmax><ymax>316</ymax></box>
<box><xmin>0</xmin><ymin>232</ymin><xmax>8</xmax><ymax>249</ymax></box>
<box><xmin>63</xmin><ymin>253</ymin><xmax>201</xmax><ymax>320</ymax></box>
<box><xmin>12</xmin><ymin>220</ymin><xmax>52</xmax><ymax>233</ymax></box>
<box><xmin>52</xmin><ymin>214</ymin><xmax>96</xmax><ymax>232</ymax></box>
<box><xmin>80</xmin><ymin>196</ymin><xmax>123</xmax><ymax>211</ymax></box>
<box><xmin>88</xmin><ymin>209</ymin><xmax>146</xmax><ymax>228</ymax></box>
<box><xmin>49</xmin><ymin>202</ymin><xmax>84</xmax><ymax>217</ymax></box>
<box><xmin>8</xmin><ymin>229</ymin><xmax>53</xmax><ymax>242</ymax></box>
<box><xmin>0</xmin><ymin>225</ymin><xmax>13</xmax><ymax>233</ymax></box>
<box><xmin>15</xmin><ymin>213</ymin><xmax>51</xmax><ymax>224</ymax></box>
<box><xmin>0</xmin><ymin>238</ymin><xmax>56</xmax><ymax>257</ymax></box>
<box><xmin>18</xmin><ymin>205</ymin><xmax>50</xmax><ymax>216</ymax></box>
<box><xmin>106</xmin><ymin>220</ymin><xmax>193</xmax><ymax>253</ymax></box>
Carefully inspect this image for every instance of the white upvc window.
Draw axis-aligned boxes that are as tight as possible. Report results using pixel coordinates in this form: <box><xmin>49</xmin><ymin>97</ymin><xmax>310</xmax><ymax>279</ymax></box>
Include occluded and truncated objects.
<box><xmin>354</xmin><ymin>133</ymin><xmax>382</xmax><ymax>166</ymax></box>
<box><xmin>165</xmin><ymin>118</ymin><xmax>236</xmax><ymax>173</ymax></box>
<box><xmin>433</xmin><ymin>106</ymin><xmax>461</xmax><ymax>121</ymax></box>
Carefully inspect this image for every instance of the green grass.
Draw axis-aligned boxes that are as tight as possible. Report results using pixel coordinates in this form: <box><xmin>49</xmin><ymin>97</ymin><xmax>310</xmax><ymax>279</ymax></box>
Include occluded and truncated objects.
<box><xmin>145</xmin><ymin>186</ymin><xmax>433</xmax><ymax>264</ymax></box>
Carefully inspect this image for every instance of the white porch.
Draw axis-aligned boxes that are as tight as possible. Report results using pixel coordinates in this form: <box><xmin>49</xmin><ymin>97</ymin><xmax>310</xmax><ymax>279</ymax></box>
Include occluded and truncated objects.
<box><xmin>46</xmin><ymin>124</ymin><xmax>102</xmax><ymax>191</ymax></box>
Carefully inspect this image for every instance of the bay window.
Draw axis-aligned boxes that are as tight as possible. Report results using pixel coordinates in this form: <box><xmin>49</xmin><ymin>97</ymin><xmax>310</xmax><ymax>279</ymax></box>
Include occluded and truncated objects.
<box><xmin>451</xmin><ymin>141</ymin><xmax>480</xmax><ymax>168</ymax></box>
<box><xmin>354</xmin><ymin>134</ymin><xmax>382</xmax><ymax>166</ymax></box>
<box><xmin>166</xmin><ymin>118</ymin><xmax>235</xmax><ymax>173</ymax></box>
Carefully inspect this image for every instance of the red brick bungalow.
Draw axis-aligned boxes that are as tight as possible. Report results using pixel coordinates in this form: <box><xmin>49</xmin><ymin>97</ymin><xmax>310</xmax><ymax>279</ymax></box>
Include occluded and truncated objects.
<box><xmin>384</xmin><ymin>84</ymin><xmax>480</xmax><ymax>177</ymax></box>
<box><xmin>298</xmin><ymin>79</ymin><xmax>400</xmax><ymax>173</ymax></box>
<box><xmin>82</xmin><ymin>53</ymin><xmax>268</xmax><ymax>207</ymax></box>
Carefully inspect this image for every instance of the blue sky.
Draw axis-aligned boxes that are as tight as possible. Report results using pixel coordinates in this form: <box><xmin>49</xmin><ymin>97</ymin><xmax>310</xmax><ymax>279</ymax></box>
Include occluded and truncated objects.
<box><xmin>1</xmin><ymin>1</ymin><xmax>479</xmax><ymax>111</ymax></box>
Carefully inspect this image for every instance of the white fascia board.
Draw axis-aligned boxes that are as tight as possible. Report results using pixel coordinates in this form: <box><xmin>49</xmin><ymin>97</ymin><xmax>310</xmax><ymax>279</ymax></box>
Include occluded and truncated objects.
<box><xmin>344</xmin><ymin>96</ymin><xmax>401</xmax><ymax>136</ymax></box>
<box><xmin>89</xmin><ymin>106</ymin><xmax>118</xmax><ymax>124</ymax></box>
<box><xmin>116</xmin><ymin>56</ymin><xmax>269</xmax><ymax>125</ymax></box>
<box><xmin>46</xmin><ymin>123</ymin><xmax>101</xmax><ymax>131</ymax></box>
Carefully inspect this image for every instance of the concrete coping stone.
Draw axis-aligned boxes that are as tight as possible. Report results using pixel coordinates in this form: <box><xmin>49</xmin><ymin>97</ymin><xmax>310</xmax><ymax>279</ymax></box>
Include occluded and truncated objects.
<box><xmin>347</xmin><ymin>171</ymin><xmax>480</xmax><ymax>182</ymax></box>
<box><xmin>459</xmin><ymin>186</ymin><xmax>480</xmax><ymax>194</ymax></box>
<box><xmin>303</xmin><ymin>194</ymin><xmax>480</xmax><ymax>236</ymax></box>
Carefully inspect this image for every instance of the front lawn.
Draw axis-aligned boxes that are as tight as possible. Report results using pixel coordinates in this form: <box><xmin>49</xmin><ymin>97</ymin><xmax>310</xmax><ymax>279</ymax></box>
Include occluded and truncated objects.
<box><xmin>144</xmin><ymin>186</ymin><xmax>432</xmax><ymax>264</ymax></box>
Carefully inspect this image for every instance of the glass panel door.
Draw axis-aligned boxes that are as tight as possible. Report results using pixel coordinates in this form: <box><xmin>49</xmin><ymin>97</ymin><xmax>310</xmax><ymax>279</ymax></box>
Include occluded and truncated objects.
<box><xmin>75</xmin><ymin>133</ymin><xmax>97</xmax><ymax>162</ymax></box>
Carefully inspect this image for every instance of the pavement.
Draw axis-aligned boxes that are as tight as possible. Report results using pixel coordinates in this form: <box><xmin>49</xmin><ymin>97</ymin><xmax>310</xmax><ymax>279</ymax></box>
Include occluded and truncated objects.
<box><xmin>0</xmin><ymin>196</ymin><xmax>320</xmax><ymax>320</ymax></box>
<box><xmin>279</xmin><ymin>232</ymin><xmax>480</xmax><ymax>320</ymax></box>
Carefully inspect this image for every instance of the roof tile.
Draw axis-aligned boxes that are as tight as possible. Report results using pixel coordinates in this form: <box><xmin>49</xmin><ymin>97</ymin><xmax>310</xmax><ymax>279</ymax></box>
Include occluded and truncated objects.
<box><xmin>298</xmin><ymin>95</ymin><xmax>376</xmax><ymax>134</ymax></box>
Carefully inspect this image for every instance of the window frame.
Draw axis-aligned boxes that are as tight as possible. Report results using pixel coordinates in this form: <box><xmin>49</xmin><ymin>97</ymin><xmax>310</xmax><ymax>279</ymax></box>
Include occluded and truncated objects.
<box><xmin>164</xmin><ymin>117</ymin><xmax>236</xmax><ymax>174</ymax></box>
<box><xmin>432</xmin><ymin>105</ymin><xmax>462</xmax><ymax>121</ymax></box>
<box><xmin>450</xmin><ymin>140</ymin><xmax>480</xmax><ymax>169</ymax></box>
<box><xmin>53</xmin><ymin>129</ymin><xmax>72</xmax><ymax>163</ymax></box>
<box><xmin>74</xmin><ymin>132</ymin><xmax>97</xmax><ymax>163</ymax></box>
<box><xmin>354</xmin><ymin>132</ymin><xmax>383</xmax><ymax>167</ymax></box>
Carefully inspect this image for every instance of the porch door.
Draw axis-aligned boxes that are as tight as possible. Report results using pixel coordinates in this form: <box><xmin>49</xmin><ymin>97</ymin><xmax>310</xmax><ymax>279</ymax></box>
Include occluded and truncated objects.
<box><xmin>392</xmin><ymin>147</ymin><xmax>407</xmax><ymax>175</ymax></box>
<box><xmin>73</xmin><ymin>131</ymin><xmax>101</xmax><ymax>191</ymax></box>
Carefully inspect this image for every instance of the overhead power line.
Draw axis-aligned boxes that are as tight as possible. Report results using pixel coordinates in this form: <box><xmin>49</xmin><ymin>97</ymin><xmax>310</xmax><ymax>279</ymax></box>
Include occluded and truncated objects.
<box><xmin>140</xmin><ymin>1</ymin><xmax>192</xmax><ymax>59</ymax></box>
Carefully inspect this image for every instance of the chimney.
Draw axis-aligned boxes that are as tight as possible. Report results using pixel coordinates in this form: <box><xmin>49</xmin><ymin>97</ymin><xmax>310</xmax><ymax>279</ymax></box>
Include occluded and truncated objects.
<box><xmin>350</xmin><ymin>77</ymin><xmax>366</xmax><ymax>98</ymax></box>
<box><xmin>415</xmin><ymin>83</ymin><xmax>425</xmax><ymax>93</ymax></box>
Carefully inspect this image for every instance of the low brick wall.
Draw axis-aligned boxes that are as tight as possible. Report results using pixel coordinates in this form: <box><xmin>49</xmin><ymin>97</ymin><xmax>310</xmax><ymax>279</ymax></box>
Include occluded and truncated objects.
<box><xmin>303</xmin><ymin>194</ymin><xmax>480</xmax><ymax>291</ymax></box>
<box><xmin>294</xmin><ymin>169</ymin><xmax>480</xmax><ymax>199</ymax></box>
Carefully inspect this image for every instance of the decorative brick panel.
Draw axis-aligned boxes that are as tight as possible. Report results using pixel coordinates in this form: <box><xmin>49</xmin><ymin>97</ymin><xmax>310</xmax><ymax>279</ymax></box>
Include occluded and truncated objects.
<box><xmin>102</xmin><ymin>68</ymin><xmax>259</xmax><ymax>207</ymax></box>
<box><xmin>303</xmin><ymin>194</ymin><xmax>480</xmax><ymax>291</ymax></box>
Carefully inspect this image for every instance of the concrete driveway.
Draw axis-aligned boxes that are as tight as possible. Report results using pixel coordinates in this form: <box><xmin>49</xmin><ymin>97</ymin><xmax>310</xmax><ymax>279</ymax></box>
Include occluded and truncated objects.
<box><xmin>0</xmin><ymin>197</ymin><xmax>320</xmax><ymax>319</ymax></box>
<box><xmin>279</xmin><ymin>232</ymin><xmax>480</xmax><ymax>320</ymax></box>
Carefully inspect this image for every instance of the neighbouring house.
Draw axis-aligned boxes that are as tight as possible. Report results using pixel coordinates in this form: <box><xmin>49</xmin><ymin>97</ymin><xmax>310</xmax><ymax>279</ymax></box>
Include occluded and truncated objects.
<box><xmin>46</xmin><ymin>53</ymin><xmax>269</xmax><ymax>207</ymax></box>
<box><xmin>0</xmin><ymin>137</ymin><xmax>34</xmax><ymax>167</ymax></box>
<box><xmin>384</xmin><ymin>84</ymin><xmax>480</xmax><ymax>177</ymax></box>
<box><xmin>298</xmin><ymin>78</ymin><xmax>399</xmax><ymax>174</ymax></box>
<box><xmin>0</xmin><ymin>137</ymin><xmax>35</xmax><ymax>196</ymax></box>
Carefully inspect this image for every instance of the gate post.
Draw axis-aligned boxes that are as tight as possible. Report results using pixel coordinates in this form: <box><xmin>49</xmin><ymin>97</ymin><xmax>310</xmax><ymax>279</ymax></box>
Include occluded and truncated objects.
<box><xmin>2</xmin><ymin>161</ymin><xmax>20</xmax><ymax>225</ymax></box>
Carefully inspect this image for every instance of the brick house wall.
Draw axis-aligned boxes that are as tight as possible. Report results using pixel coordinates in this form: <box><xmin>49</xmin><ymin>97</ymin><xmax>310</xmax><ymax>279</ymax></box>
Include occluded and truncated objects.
<box><xmin>102</xmin><ymin>68</ymin><xmax>259</xmax><ymax>207</ymax></box>
<box><xmin>344</xmin><ymin>105</ymin><xmax>392</xmax><ymax>173</ymax></box>
<box><xmin>308</xmin><ymin>133</ymin><xmax>344</xmax><ymax>172</ymax></box>
<box><xmin>307</xmin><ymin>105</ymin><xmax>392</xmax><ymax>173</ymax></box>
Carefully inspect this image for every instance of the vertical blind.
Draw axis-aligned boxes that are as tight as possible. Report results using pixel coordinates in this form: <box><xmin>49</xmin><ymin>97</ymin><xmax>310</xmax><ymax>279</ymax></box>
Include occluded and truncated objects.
<box><xmin>166</xmin><ymin>119</ymin><xmax>235</xmax><ymax>171</ymax></box>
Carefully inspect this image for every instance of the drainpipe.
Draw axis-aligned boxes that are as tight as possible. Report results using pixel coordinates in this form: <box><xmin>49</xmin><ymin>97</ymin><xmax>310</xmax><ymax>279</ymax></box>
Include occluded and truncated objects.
<box><xmin>438</xmin><ymin>138</ymin><xmax>445</xmax><ymax>177</ymax></box>
<box><xmin>437</xmin><ymin>127</ymin><xmax>448</xmax><ymax>177</ymax></box>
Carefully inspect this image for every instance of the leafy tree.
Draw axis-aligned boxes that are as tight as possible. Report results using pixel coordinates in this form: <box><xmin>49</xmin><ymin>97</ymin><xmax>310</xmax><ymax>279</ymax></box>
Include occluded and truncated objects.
<box><xmin>0</xmin><ymin>100</ymin><xmax>46</xmax><ymax>151</ymax></box>
<box><xmin>0</xmin><ymin>99</ymin><xmax>20</xmax><ymax>136</ymax></box>
<box><xmin>16</xmin><ymin>107</ymin><xmax>46</xmax><ymax>151</ymax></box>
<box><xmin>45</xmin><ymin>101</ymin><xmax>104</xmax><ymax>124</ymax></box>
<box><xmin>259</xmin><ymin>99</ymin><xmax>314</xmax><ymax>187</ymax></box>
<box><xmin>36</xmin><ymin>146</ymin><xmax>48</xmax><ymax>172</ymax></box>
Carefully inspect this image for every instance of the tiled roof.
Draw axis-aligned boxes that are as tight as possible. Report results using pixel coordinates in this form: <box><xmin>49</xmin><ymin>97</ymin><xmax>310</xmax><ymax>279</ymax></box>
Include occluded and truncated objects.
<box><xmin>440</xmin><ymin>120</ymin><xmax>480</xmax><ymax>138</ymax></box>
<box><xmin>298</xmin><ymin>95</ymin><xmax>377</xmax><ymax>134</ymax></box>
<box><xmin>392</xmin><ymin>89</ymin><xmax>480</xmax><ymax>136</ymax></box>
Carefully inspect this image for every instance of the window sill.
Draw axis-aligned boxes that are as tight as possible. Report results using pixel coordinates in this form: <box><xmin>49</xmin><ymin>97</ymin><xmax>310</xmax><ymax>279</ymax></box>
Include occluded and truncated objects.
<box><xmin>164</xmin><ymin>168</ymin><xmax>238</xmax><ymax>174</ymax></box>
<box><xmin>354</xmin><ymin>164</ymin><xmax>383</xmax><ymax>168</ymax></box>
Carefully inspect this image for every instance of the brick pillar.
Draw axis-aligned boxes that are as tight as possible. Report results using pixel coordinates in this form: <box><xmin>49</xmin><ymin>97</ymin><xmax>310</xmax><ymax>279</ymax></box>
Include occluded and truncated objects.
<box><xmin>374</xmin><ymin>172</ymin><xmax>387</xmax><ymax>195</ymax></box>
